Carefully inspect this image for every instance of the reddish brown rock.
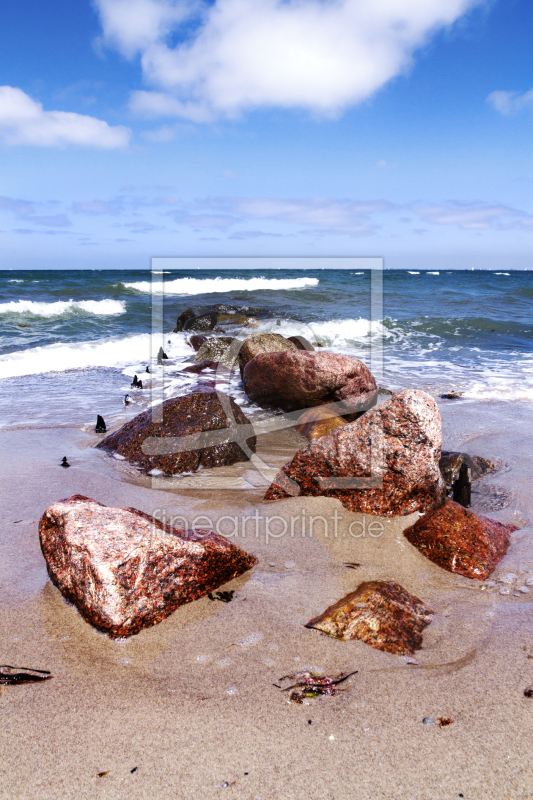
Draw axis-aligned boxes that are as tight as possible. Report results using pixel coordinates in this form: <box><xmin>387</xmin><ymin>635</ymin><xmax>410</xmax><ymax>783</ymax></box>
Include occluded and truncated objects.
<box><xmin>183</xmin><ymin>360</ymin><xmax>218</xmax><ymax>373</ymax></box>
<box><xmin>306</xmin><ymin>580</ymin><xmax>433</xmax><ymax>655</ymax></box>
<box><xmin>39</xmin><ymin>495</ymin><xmax>256</xmax><ymax>638</ymax></box>
<box><xmin>403</xmin><ymin>499</ymin><xmax>517</xmax><ymax>580</ymax></box>
<box><xmin>238</xmin><ymin>332</ymin><xmax>297</xmax><ymax>376</ymax></box>
<box><xmin>295</xmin><ymin>406</ymin><xmax>347</xmax><ymax>441</ymax></box>
<box><xmin>188</xmin><ymin>334</ymin><xmax>208</xmax><ymax>352</ymax></box>
<box><xmin>265</xmin><ymin>389</ymin><xmax>444</xmax><ymax>516</ymax></box>
<box><xmin>243</xmin><ymin>350</ymin><xmax>378</xmax><ymax>416</ymax></box>
<box><xmin>96</xmin><ymin>389</ymin><xmax>256</xmax><ymax>475</ymax></box>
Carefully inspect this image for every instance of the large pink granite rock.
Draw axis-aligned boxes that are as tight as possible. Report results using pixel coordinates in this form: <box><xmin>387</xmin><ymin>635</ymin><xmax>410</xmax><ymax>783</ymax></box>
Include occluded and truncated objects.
<box><xmin>264</xmin><ymin>389</ymin><xmax>445</xmax><ymax>516</ymax></box>
<box><xmin>39</xmin><ymin>495</ymin><xmax>257</xmax><ymax>638</ymax></box>
<box><xmin>243</xmin><ymin>350</ymin><xmax>378</xmax><ymax>416</ymax></box>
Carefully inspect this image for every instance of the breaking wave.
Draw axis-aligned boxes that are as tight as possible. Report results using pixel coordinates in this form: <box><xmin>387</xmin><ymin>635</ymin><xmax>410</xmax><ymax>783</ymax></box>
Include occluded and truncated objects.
<box><xmin>122</xmin><ymin>276</ymin><xmax>319</xmax><ymax>295</ymax></box>
<box><xmin>0</xmin><ymin>299</ymin><xmax>126</xmax><ymax>317</ymax></box>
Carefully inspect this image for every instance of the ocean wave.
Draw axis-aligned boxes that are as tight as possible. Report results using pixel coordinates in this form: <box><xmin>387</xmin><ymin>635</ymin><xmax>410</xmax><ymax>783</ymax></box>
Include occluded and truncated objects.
<box><xmin>122</xmin><ymin>276</ymin><xmax>319</xmax><ymax>295</ymax></box>
<box><xmin>495</xmin><ymin>273</ymin><xmax>510</xmax><ymax>276</ymax></box>
<box><xmin>408</xmin><ymin>271</ymin><xmax>420</xmax><ymax>274</ymax></box>
<box><xmin>426</xmin><ymin>272</ymin><xmax>440</xmax><ymax>275</ymax></box>
<box><xmin>8</xmin><ymin>279</ymin><xmax>24</xmax><ymax>283</ymax></box>
<box><xmin>0</xmin><ymin>299</ymin><xmax>126</xmax><ymax>317</ymax></box>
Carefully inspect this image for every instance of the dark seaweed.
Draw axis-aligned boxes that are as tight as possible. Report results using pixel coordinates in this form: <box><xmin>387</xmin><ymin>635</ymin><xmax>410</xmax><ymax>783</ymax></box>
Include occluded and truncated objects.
<box><xmin>0</xmin><ymin>665</ymin><xmax>52</xmax><ymax>685</ymax></box>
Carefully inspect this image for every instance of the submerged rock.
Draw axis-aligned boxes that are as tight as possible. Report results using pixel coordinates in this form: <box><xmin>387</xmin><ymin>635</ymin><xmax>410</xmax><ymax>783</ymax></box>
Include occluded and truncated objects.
<box><xmin>306</xmin><ymin>580</ymin><xmax>433</xmax><ymax>655</ymax></box>
<box><xmin>403</xmin><ymin>499</ymin><xmax>517</xmax><ymax>580</ymax></box>
<box><xmin>188</xmin><ymin>334</ymin><xmax>208</xmax><ymax>352</ymax></box>
<box><xmin>96</xmin><ymin>389</ymin><xmax>256</xmax><ymax>475</ymax></box>
<box><xmin>183</xmin><ymin>360</ymin><xmax>218</xmax><ymax>373</ymax></box>
<box><xmin>294</xmin><ymin>407</ymin><xmax>347</xmax><ymax>441</ymax></box>
<box><xmin>238</xmin><ymin>332</ymin><xmax>297</xmax><ymax>377</ymax></box>
<box><xmin>439</xmin><ymin>451</ymin><xmax>497</xmax><ymax>492</ymax></box>
<box><xmin>265</xmin><ymin>389</ymin><xmax>444</xmax><ymax>516</ymax></box>
<box><xmin>39</xmin><ymin>495</ymin><xmax>257</xmax><ymax>638</ymax></box>
<box><xmin>244</xmin><ymin>350</ymin><xmax>377</xmax><ymax>416</ymax></box>
<box><xmin>183</xmin><ymin>312</ymin><xmax>217</xmax><ymax>332</ymax></box>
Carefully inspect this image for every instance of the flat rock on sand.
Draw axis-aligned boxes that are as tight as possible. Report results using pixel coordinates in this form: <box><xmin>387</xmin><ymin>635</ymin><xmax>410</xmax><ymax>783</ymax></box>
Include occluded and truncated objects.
<box><xmin>243</xmin><ymin>350</ymin><xmax>378</xmax><ymax>415</ymax></box>
<box><xmin>404</xmin><ymin>499</ymin><xmax>517</xmax><ymax>580</ymax></box>
<box><xmin>265</xmin><ymin>389</ymin><xmax>444</xmax><ymax>516</ymax></box>
<box><xmin>294</xmin><ymin>406</ymin><xmax>347</xmax><ymax>440</ymax></box>
<box><xmin>39</xmin><ymin>495</ymin><xmax>257</xmax><ymax>638</ymax></box>
<box><xmin>96</xmin><ymin>390</ymin><xmax>256</xmax><ymax>475</ymax></box>
<box><xmin>306</xmin><ymin>580</ymin><xmax>434</xmax><ymax>655</ymax></box>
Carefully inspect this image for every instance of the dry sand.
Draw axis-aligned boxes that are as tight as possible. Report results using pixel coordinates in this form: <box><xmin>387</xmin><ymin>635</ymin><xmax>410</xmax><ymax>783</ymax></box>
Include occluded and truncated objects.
<box><xmin>1</xmin><ymin>399</ymin><xmax>533</xmax><ymax>799</ymax></box>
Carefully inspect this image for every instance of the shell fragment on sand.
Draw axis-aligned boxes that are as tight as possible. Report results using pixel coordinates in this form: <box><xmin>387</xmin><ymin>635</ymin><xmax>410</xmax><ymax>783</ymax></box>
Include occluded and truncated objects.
<box><xmin>306</xmin><ymin>580</ymin><xmax>434</xmax><ymax>655</ymax></box>
<box><xmin>39</xmin><ymin>495</ymin><xmax>257</xmax><ymax>638</ymax></box>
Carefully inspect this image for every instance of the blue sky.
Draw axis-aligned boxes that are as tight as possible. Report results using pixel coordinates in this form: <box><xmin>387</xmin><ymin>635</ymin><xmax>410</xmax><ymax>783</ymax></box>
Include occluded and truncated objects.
<box><xmin>0</xmin><ymin>0</ymin><xmax>532</xmax><ymax>269</ymax></box>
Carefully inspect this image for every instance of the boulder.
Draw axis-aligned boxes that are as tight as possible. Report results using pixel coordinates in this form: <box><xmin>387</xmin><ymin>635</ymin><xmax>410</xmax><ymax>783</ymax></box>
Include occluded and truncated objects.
<box><xmin>183</xmin><ymin>312</ymin><xmax>217</xmax><ymax>332</ymax></box>
<box><xmin>174</xmin><ymin>308</ymin><xmax>196</xmax><ymax>332</ymax></box>
<box><xmin>238</xmin><ymin>332</ymin><xmax>297</xmax><ymax>377</ymax></box>
<box><xmin>264</xmin><ymin>389</ymin><xmax>445</xmax><ymax>516</ymax></box>
<box><xmin>295</xmin><ymin>407</ymin><xmax>347</xmax><ymax>441</ymax></box>
<box><xmin>288</xmin><ymin>335</ymin><xmax>315</xmax><ymax>351</ymax></box>
<box><xmin>403</xmin><ymin>499</ymin><xmax>517</xmax><ymax>580</ymax></box>
<box><xmin>39</xmin><ymin>495</ymin><xmax>256</xmax><ymax>638</ymax></box>
<box><xmin>306</xmin><ymin>581</ymin><xmax>433</xmax><ymax>655</ymax></box>
<box><xmin>183</xmin><ymin>360</ymin><xmax>218</xmax><ymax>373</ymax></box>
<box><xmin>439</xmin><ymin>451</ymin><xmax>496</xmax><ymax>490</ymax></box>
<box><xmin>96</xmin><ymin>389</ymin><xmax>256</xmax><ymax>475</ymax></box>
<box><xmin>243</xmin><ymin>350</ymin><xmax>378</xmax><ymax>417</ymax></box>
<box><xmin>188</xmin><ymin>334</ymin><xmax>208</xmax><ymax>352</ymax></box>
<box><xmin>194</xmin><ymin>337</ymin><xmax>241</xmax><ymax>369</ymax></box>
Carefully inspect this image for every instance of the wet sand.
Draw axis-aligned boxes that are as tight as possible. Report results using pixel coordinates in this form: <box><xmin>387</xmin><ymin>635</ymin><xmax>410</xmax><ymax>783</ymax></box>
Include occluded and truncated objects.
<box><xmin>1</xmin><ymin>399</ymin><xmax>533</xmax><ymax>799</ymax></box>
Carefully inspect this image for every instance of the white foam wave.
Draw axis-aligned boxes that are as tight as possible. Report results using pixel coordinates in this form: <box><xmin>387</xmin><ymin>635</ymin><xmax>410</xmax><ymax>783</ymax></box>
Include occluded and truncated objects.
<box><xmin>495</xmin><ymin>273</ymin><xmax>510</xmax><ymax>276</ymax></box>
<box><xmin>408</xmin><ymin>271</ymin><xmax>420</xmax><ymax>274</ymax></box>
<box><xmin>426</xmin><ymin>272</ymin><xmax>440</xmax><ymax>275</ymax></box>
<box><xmin>8</xmin><ymin>279</ymin><xmax>24</xmax><ymax>283</ymax></box>
<box><xmin>0</xmin><ymin>299</ymin><xmax>126</xmax><ymax>317</ymax></box>
<box><xmin>122</xmin><ymin>276</ymin><xmax>319</xmax><ymax>295</ymax></box>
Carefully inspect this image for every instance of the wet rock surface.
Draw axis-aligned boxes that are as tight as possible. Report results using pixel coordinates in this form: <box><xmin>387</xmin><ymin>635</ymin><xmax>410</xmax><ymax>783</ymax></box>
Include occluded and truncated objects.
<box><xmin>403</xmin><ymin>499</ymin><xmax>517</xmax><ymax>580</ymax></box>
<box><xmin>183</xmin><ymin>312</ymin><xmax>218</xmax><ymax>332</ymax></box>
<box><xmin>440</xmin><ymin>451</ymin><xmax>497</xmax><ymax>491</ymax></box>
<box><xmin>183</xmin><ymin>360</ymin><xmax>218</xmax><ymax>373</ymax></box>
<box><xmin>96</xmin><ymin>390</ymin><xmax>256</xmax><ymax>475</ymax></box>
<box><xmin>243</xmin><ymin>350</ymin><xmax>378</xmax><ymax>416</ymax></box>
<box><xmin>265</xmin><ymin>389</ymin><xmax>444</xmax><ymax>516</ymax></box>
<box><xmin>39</xmin><ymin>495</ymin><xmax>257</xmax><ymax>638</ymax></box>
<box><xmin>188</xmin><ymin>334</ymin><xmax>208</xmax><ymax>352</ymax></box>
<box><xmin>238</xmin><ymin>332</ymin><xmax>297</xmax><ymax>376</ymax></box>
<box><xmin>306</xmin><ymin>580</ymin><xmax>434</xmax><ymax>655</ymax></box>
<box><xmin>287</xmin><ymin>335</ymin><xmax>315</xmax><ymax>351</ymax></box>
<box><xmin>194</xmin><ymin>336</ymin><xmax>241</xmax><ymax>369</ymax></box>
<box><xmin>294</xmin><ymin>406</ymin><xmax>347</xmax><ymax>441</ymax></box>
<box><xmin>174</xmin><ymin>309</ymin><xmax>196</xmax><ymax>332</ymax></box>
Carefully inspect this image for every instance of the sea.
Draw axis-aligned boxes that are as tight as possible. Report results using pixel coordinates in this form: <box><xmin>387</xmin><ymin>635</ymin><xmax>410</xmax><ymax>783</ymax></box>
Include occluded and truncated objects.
<box><xmin>0</xmin><ymin>267</ymin><xmax>532</xmax><ymax>431</ymax></box>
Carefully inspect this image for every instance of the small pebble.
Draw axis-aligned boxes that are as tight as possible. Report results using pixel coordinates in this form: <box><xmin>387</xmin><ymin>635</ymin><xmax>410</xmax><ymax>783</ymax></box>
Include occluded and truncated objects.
<box><xmin>525</xmin><ymin>576</ymin><xmax>533</xmax><ymax>586</ymax></box>
<box><xmin>517</xmin><ymin>585</ymin><xmax>530</xmax><ymax>593</ymax></box>
<box><xmin>422</xmin><ymin>717</ymin><xmax>435</xmax><ymax>725</ymax></box>
<box><xmin>328</xmin><ymin>734</ymin><xmax>335</xmax><ymax>741</ymax></box>
<box><xmin>498</xmin><ymin>573</ymin><xmax>518</xmax><ymax>585</ymax></box>
<box><xmin>499</xmin><ymin>587</ymin><xmax>511</xmax><ymax>595</ymax></box>
<box><xmin>226</xmin><ymin>686</ymin><xmax>237</xmax><ymax>695</ymax></box>
<box><xmin>284</xmin><ymin>561</ymin><xmax>295</xmax><ymax>569</ymax></box>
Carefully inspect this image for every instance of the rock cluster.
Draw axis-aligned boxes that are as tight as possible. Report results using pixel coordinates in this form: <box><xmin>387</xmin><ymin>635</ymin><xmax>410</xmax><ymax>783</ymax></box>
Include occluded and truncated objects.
<box><xmin>306</xmin><ymin>580</ymin><xmax>434</xmax><ymax>655</ymax></box>
<box><xmin>39</xmin><ymin>495</ymin><xmax>256</xmax><ymax>638</ymax></box>
<box><xmin>403</xmin><ymin>499</ymin><xmax>517</xmax><ymax>580</ymax></box>
<box><xmin>265</xmin><ymin>389</ymin><xmax>444</xmax><ymax>516</ymax></box>
<box><xmin>96</xmin><ymin>389</ymin><xmax>256</xmax><ymax>475</ymax></box>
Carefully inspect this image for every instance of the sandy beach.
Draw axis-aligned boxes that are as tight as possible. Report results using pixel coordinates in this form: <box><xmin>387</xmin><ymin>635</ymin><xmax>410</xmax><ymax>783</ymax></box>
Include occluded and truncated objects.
<box><xmin>2</xmin><ymin>396</ymin><xmax>533</xmax><ymax>799</ymax></box>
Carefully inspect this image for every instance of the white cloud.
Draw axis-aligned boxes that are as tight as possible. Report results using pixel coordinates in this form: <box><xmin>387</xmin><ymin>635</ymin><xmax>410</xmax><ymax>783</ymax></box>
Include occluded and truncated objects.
<box><xmin>487</xmin><ymin>88</ymin><xmax>533</xmax><ymax>115</ymax></box>
<box><xmin>95</xmin><ymin>0</ymin><xmax>485</xmax><ymax>120</ymax></box>
<box><xmin>415</xmin><ymin>202</ymin><xmax>533</xmax><ymax>231</ymax></box>
<box><xmin>0</xmin><ymin>86</ymin><xmax>131</xmax><ymax>147</ymax></box>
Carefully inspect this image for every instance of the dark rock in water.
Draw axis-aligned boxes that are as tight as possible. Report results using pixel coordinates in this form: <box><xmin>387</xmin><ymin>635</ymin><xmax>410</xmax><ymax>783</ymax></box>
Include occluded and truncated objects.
<box><xmin>195</xmin><ymin>337</ymin><xmax>240</xmax><ymax>369</ymax></box>
<box><xmin>265</xmin><ymin>389</ymin><xmax>444</xmax><ymax>517</ymax></box>
<box><xmin>439</xmin><ymin>451</ymin><xmax>496</xmax><ymax>492</ymax></box>
<box><xmin>95</xmin><ymin>415</ymin><xmax>107</xmax><ymax>433</ymax></box>
<box><xmin>238</xmin><ymin>332</ymin><xmax>297</xmax><ymax>377</ymax></box>
<box><xmin>294</xmin><ymin>407</ymin><xmax>347</xmax><ymax>441</ymax></box>
<box><xmin>244</xmin><ymin>350</ymin><xmax>378</xmax><ymax>417</ymax></box>
<box><xmin>173</xmin><ymin>308</ymin><xmax>196</xmax><ymax>332</ymax></box>
<box><xmin>137</xmin><ymin>380</ymin><xmax>143</xmax><ymax>390</ymax></box>
<box><xmin>378</xmin><ymin>387</ymin><xmax>394</xmax><ymax>396</ymax></box>
<box><xmin>39</xmin><ymin>495</ymin><xmax>257</xmax><ymax>638</ymax></box>
<box><xmin>183</xmin><ymin>360</ymin><xmax>218</xmax><ymax>373</ymax></box>
<box><xmin>452</xmin><ymin>462</ymin><xmax>471</xmax><ymax>507</ymax></box>
<box><xmin>439</xmin><ymin>392</ymin><xmax>462</xmax><ymax>400</ymax></box>
<box><xmin>183</xmin><ymin>312</ymin><xmax>217</xmax><ymax>332</ymax></box>
<box><xmin>124</xmin><ymin>394</ymin><xmax>132</xmax><ymax>405</ymax></box>
<box><xmin>146</xmin><ymin>366</ymin><xmax>150</xmax><ymax>373</ymax></box>
<box><xmin>287</xmin><ymin>335</ymin><xmax>315</xmax><ymax>351</ymax></box>
<box><xmin>96</xmin><ymin>389</ymin><xmax>257</xmax><ymax>475</ymax></box>
<box><xmin>189</xmin><ymin>334</ymin><xmax>208</xmax><ymax>352</ymax></box>
<box><xmin>306</xmin><ymin>580</ymin><xmax>433</xmax><ymax>656</ymax></box>
<box><xmin>157</xmin><ymin>347</ymin><xmax>168</xmax><ymax>364</ymax></box>
<box><xmin>61</xmin><ymin>457</ymin><xmax>70</xmax><ymax>468</ymax></box>
<box><xmin>403</xmin><ymin>499</ymin><xmax>517</xmax><ymax>580</ymax></box>
<box><xmin>131</xmin><ymin>374</ymin><xmax>140</xmax><ymax>388</ymax></box>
